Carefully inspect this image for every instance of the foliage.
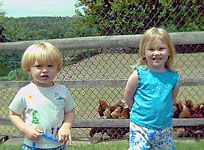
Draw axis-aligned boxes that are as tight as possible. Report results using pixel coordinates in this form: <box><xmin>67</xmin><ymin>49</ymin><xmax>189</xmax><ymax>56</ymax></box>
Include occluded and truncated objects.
<box><xmin>0</xmin><ymin>2</ymin><xmax>6</xmax><ymax>42</ymax></box>
<box><xmin>7</xmin><ymin>68</ymin><xmax>31</xmax><ymax>81</ymax></box>
<box><xmin>0</xmin><ymin>2</ymin><xmax>7</xmax><ymax>42</ymax></box>
<box><xmin>0</xmin><ymin>26</ymin><xmax>7</xmax><ymax>42</ymax></box>
<box><xmin>0</xmin><ymin>17</ymin><xmax>77</xmax><ymax>78</ymax></box>
<box><xmin>74</xmin><ymin>0</ymin><xmax>204</xmax><ymax>36</ymax></box>
<box><xmin>2</xmin><ymin>17</ymin><xmax>76</xmax><ymax>42</ymax></box>
<box><xmin>0</xmin><ymin>2</ymin><xmax>5</xmax><ymax>16</ymax></box>
<box><xmin>0</xmin><ymin>52</ymin><xmax>22</xmax><ymax>76</ymax></box>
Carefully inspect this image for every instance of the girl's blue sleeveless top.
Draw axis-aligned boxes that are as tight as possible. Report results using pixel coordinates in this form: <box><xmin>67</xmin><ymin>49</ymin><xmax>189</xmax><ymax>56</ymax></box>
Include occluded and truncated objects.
<box><xmin>130</xmin><ymin>65</ymin><xmax>179</xmax><ymax>130</ymax></box>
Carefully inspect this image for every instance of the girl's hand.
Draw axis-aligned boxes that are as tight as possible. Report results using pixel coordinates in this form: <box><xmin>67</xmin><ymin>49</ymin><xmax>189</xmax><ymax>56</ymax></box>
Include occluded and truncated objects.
<box><xmin>24</xmin><ymin>127</ymin><xmax>43</xmax><ymax>142</ymax></box>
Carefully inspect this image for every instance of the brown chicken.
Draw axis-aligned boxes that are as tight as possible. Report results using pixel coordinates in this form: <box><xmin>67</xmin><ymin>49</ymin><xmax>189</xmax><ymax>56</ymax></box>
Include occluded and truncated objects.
<box><xmin>106</xmin><ymin>127</ymin><xmax>129</xmax><ymax>139</ymax></box>
<box><xmin>104</xmin><ymin>101</ymin><xmax>125</xmax><ymax>119</ymax></box>
<box><xmin>104</xmin><ymin>108</ymin><xmax>112</xmax><ymax>119</ymax></box>
<box><xmin>105</xmin><ymin>102</ymin><xmax>129</xmax><ymax>139</ymax></box>
<box><xmin>174</xmin><ymin>127</ymin><xmax>185</xmax><ymax>138</ymax></box>
<box><xmin>173</xmin><ymin>99</ymin><xmax>183</xmax><ymax>118</ymax></box>
<box><xmin>192</xmin><ymin>103</ymin><xmax>204</xmax><ymax>118</ymax></box>
<box><xmin>108</xmin><ymin>100</ymin><xmax>125</xmax><ymax>113</ymax></box>
<box><xmin>121</xmin><ymin>107</ymin><xmax>130</xmax><ymax>119</ymax></box>
<box><xmin>89</xmin><ymin>127</ymin><xmax>107</xmax><ymax>143</ymax></box>
<box><xmin>111</xmin><ymin>106</ymin><xmax>123</xmax><ymax>119</ymax></box>
<box><xmin>89</xmin><ymin>127</ymin><xmax>106</xmax><ymax>138</ymax></box>
<box><xmin>174</xmin><ymin>100</ymin><xmax>204</xmax><ymax>138</ymax></box>
<box><xmin>97</xmin><ymin>100</ymin><xmax>109</xmax><ymax>117</ymax></box>
<box><xmin>91</xmin><ymin>100</ymin><xmax>129</xmax><ymax>141</ymax></box>
<box><xmin>179</xmin><ymin>99</ymin><xmax>194</xmax><ymax>118</ymax></box>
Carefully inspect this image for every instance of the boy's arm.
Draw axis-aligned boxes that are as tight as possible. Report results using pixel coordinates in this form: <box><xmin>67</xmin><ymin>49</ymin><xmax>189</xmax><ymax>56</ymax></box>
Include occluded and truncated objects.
<box><xmin>57</xmin><ymin>108</ymin><xmax>75</xmax><ymax>145</ymax></box>
<box><xmin>124</xmin><ymin>70</ymin><xmax>138</xmax><ymax>110</ymax></box>
<box><xmin>10</xmin><ymin>110</ymin><xmax>42</xmax><ymax>141</ymax></box>
<box><xmin>10</xmin><ymin>110</ymin><xmax>26</xmax><ymax>133</ymax></box>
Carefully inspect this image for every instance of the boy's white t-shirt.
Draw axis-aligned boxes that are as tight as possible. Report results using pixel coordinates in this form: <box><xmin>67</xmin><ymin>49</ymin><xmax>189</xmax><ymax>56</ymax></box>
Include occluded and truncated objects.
<box><xmin>9</xmin><ymin>82</ymin><xmax>75</xmax><ymax>148</ymax></box>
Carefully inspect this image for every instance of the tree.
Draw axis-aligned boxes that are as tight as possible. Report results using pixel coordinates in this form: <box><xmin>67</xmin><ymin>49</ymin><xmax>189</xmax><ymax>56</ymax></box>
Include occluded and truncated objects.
<box><xmin>0</xmin><ymin>1</ymin><xmax>6</xmax><ymax>16</ymax></box>
<box><xmin>74</xmin><ymin>0</ymin><xmax>204</xmax><ymax>36</ymax></box>
<box><xmin>0</xmin><ymin>1</ymin><xmax>6</xmax><ymax>42</ymax></box>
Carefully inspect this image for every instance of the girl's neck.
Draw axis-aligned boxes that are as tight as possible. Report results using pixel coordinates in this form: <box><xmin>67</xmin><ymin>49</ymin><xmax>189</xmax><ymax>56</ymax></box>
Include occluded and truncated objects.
<box><xmin>146</xmin><ymin>65</ymin><xmax>167</xmax><ymax>72</ymax></box>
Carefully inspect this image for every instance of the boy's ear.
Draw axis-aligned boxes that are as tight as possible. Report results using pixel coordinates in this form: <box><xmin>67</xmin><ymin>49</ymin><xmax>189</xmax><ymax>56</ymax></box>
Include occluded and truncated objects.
<box><xmin>26</xmin><ymin>70</ymin><xmax>31</xmax><ymax>75</ymax></box>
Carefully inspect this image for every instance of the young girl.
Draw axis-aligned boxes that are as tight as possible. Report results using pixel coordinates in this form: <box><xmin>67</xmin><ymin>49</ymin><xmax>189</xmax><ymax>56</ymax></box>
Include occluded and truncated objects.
<box><xmin>9</xmin><ymin>42</ymin><xmax>75</xmax><ymax>150</ymax></box>
<box><xmin>124</xmin><ymin>27</ymin><xmax>180</xmax><ymax>150</ymax></box>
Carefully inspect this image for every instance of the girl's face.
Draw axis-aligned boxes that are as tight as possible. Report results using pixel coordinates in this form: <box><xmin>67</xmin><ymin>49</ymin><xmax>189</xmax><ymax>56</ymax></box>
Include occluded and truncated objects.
<box><xmin>27</xmin><ymin>60</ymin><xmax>59</xmax><ymax>87</ymax></box>
<box><xmin>144</xmin><ymin>38</ymin><xmax>170</xmax><ymax>72</ymax></box>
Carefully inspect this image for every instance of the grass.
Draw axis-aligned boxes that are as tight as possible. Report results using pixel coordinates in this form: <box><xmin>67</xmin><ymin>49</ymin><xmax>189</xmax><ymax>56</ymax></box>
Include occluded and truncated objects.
<box><xmin>1</xmin><ymin>140</ymin><xmax>204</xmax><ymax>150</ymax></box>
<box><xmin>174</xmin><ymin>140</ymin><xmax>204</xmax><ymax>150</ymax></box>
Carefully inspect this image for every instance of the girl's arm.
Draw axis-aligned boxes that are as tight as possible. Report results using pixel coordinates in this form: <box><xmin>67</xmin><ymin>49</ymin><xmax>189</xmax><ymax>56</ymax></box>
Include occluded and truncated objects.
<box><xmin>172</xmin><ymin>84</ymin><xmax>180</xmax><ymax>102</ymax></box>
<box><xmin>124</xmin><ymin>70</ymin><xmax>138</xmax><ymax>110</ymax></box>
<box><xmin>10</xmin><ymin>110</ymin><xmax>42</xmax><ymax>142</ymax></box>
<box><xmin>57</xmin><ymin>108</ymin><xmax>75</xmax><ymax>145</ymax></box>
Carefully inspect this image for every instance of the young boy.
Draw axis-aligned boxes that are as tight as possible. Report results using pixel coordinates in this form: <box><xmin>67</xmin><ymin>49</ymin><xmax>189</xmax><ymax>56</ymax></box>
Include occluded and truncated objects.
<box><xmin>9</xmin><ymin>42</ymin><xmax>75</xmax><ymax>150</ymax></box>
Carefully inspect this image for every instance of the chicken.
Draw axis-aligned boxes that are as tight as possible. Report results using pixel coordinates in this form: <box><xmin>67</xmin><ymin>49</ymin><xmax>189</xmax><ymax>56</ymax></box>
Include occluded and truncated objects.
<box><xmin>111</xmin><ymin>106</ymin><xmax>122</xmax><ymax>119</ymax></box>
<box><xmin>173</xmin><ymin>99</ymin><xmax>183</xmax><ymax>118</ymax></box>
<box><xmin>174</xmin><ymin>100</ymin><xmax>204</xmax><ymax>138</ymax></box>
<box><xmin>104</xmin><ymin>103</ymin><xmax>129</xmax><ymax>139</ymax></box>
<box><xmin>175</xmin><ymin>126</ymin><xmax>204</xmax><ymax>138</ymax></box>
<box><xmin>91</xmin><ymin>100</ymin><xmax>129</xmax><ymax>141</ymax></box>
<box><xmin>174</xmin><ymin>127</ymin><xmax>185</xmax><ymax>138</ymax></box>
<box><xmin>106</xmin><ymin>127</ymin><xmax>129</xmax><ymax>139</ymax></box>
<box><xmin>104</xmin><ymin>108</ymin><xmax>112</xmax><ymax>119</ymax></box>
<box><xmin>121</xmin><ymin>107</ymin><xmax>130</xmax><ymax>119</ymax></box>
<box><xmin>108</xmin><ymin>100</ymin><xmax>125</xmax><ymax>113</ymax></box>
<box><xmin>104</xmin><ymin>101</ymin><xmax>125</xmax><ymax>119</ymax></box>
<box><xmin>104</xmin><ymin>105</ymin><xmax>123</xmax><ymax>119</ymax></box>
<box><xmin>89</xmin><ymin>127</ymin><xmax>107</xmax><ymax>143</ymax></box>
<box><xmin>97</xmin><ymin>100</ymin><xmax>109</xmax><ymax>117</ymax></box>
<box><xmin>190</xmin><ymin>126</ymin><xmax>204</xmax><ymax>138</ymax></box>
<box><xmin>89</xmin><ymin>127</ymin><xmax>106</xmax><ymax>138</ymax></box>
<box><xmin>179</xmin><ymin>99</ymin><xmax>194</xmax><ymax>118</ymax></box>
<box><xmin>192</xmin><ymin>103</ymin><xmax>204</xmax><ymax>118</ymax></box>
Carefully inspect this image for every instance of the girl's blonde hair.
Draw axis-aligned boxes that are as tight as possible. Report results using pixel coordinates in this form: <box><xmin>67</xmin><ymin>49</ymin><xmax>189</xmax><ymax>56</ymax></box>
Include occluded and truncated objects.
<box><xmin>137</xmin><ymin>27</ymin><xmax>176</xmax><ymax>71</ymax></box>
<box><xmin>21</xmin><ymin>42</ymin><xmax>62</xmax><ymax>72</ymax></box>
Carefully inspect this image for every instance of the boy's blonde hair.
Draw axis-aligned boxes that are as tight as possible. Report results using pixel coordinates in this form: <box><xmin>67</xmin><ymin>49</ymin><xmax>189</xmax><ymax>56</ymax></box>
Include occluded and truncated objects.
<box><xmin>21</xmin><ymin>42</ymin><xmax>62</xmax><ymax>72</ymax></box>
<box><xmin>137</xmin><ymin>27</ymin><xmax>176</xmax><ymax>71</ymax></box>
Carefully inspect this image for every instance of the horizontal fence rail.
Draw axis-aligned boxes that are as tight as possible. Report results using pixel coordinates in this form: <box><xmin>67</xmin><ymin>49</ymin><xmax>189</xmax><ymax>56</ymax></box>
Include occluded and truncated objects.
<box><xmin>1</xmin><ymin>79</ymin><xmax>204</xmax><ymax>127</ymax></box>
<box><xmin>1</xmin><ymin>118</ymin><xmax>204</xmax><ymax>127</ymax></box>
<box><xmin>0</xmin><ymin>78</ymin><xmax>204</xmax><ymax>89</ymax></box>
<box><xmin>0</xmin><ymin>31</ymin><xmax>204</xmax><ymax>52</ymax></box>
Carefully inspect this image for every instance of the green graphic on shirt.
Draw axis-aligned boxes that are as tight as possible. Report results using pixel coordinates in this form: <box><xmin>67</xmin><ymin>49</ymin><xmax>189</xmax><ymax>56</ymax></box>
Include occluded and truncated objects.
<box><xmin>32</xmin><ymin>110</ymin><xmax>39</xmax><ymax>124</ymax></box>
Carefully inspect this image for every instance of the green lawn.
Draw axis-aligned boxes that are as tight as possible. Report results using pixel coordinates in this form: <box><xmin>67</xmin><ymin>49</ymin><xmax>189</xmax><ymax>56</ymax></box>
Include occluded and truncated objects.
<box><xmin>1</xmin><ymin>140</ymin><xmax>204</xmax><ymax>150</ymax></box>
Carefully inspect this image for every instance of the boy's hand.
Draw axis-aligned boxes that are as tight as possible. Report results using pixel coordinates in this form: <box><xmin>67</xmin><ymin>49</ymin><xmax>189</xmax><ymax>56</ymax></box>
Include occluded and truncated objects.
<box><xmin>56</xmin><ymin>109</ymin><xmax>75</xmax><ymax>145</ymax></box>
<box><xmin>56</xmin><ymin>126</ymin><xmax>72</xmax><ymax>146</ymax></box>
<box><xmin>24</xmin><ymin>128</ymin><xmax>43</xmax><ymax>142</ymax></box>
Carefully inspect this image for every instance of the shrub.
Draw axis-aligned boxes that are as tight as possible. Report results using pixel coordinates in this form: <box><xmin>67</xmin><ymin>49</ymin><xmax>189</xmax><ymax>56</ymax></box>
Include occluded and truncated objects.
<box><xmin>8</xmin><ymin>68</ymin><xmax>31</xmax><ymax>81</ymax></box>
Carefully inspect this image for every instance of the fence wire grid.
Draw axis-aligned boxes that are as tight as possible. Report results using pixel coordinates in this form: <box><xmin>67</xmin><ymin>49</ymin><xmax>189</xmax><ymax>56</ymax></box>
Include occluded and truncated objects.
<box><xmin>0</xmin><ymin>1</ymin><xmax>204</xmax><ymax>142</ymax></box>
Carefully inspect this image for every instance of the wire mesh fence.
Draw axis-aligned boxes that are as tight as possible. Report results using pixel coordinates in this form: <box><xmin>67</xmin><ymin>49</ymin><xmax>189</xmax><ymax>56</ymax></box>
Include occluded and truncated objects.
<box><xmin>0</xmin><ymin>1</ymin><xmax>204</xmax><ymax>143</ymax></box>
<box><xmin>74</xmin><ymin>1</ymin><xmax>204</xmax><ymax>36</ymax></box>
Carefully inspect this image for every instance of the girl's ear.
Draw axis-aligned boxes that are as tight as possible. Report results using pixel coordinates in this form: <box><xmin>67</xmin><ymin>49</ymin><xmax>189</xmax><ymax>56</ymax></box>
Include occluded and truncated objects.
<box><xmin>168</xmin><ymin>49</ymin><xmax>171</xmax><ymax>56</ymax></box>
<box><xmin>169</xmin><ymin>55</ymin><xmax>171</xmax><ymax>60</ymax></box>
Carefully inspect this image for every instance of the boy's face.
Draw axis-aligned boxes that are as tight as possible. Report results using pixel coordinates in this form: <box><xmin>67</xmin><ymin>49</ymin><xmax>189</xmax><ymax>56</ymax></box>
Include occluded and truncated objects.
<box><xmin>27</xmin><ymin>60</ymin><xmax>59</xmax><ymax>87</ymax></box>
